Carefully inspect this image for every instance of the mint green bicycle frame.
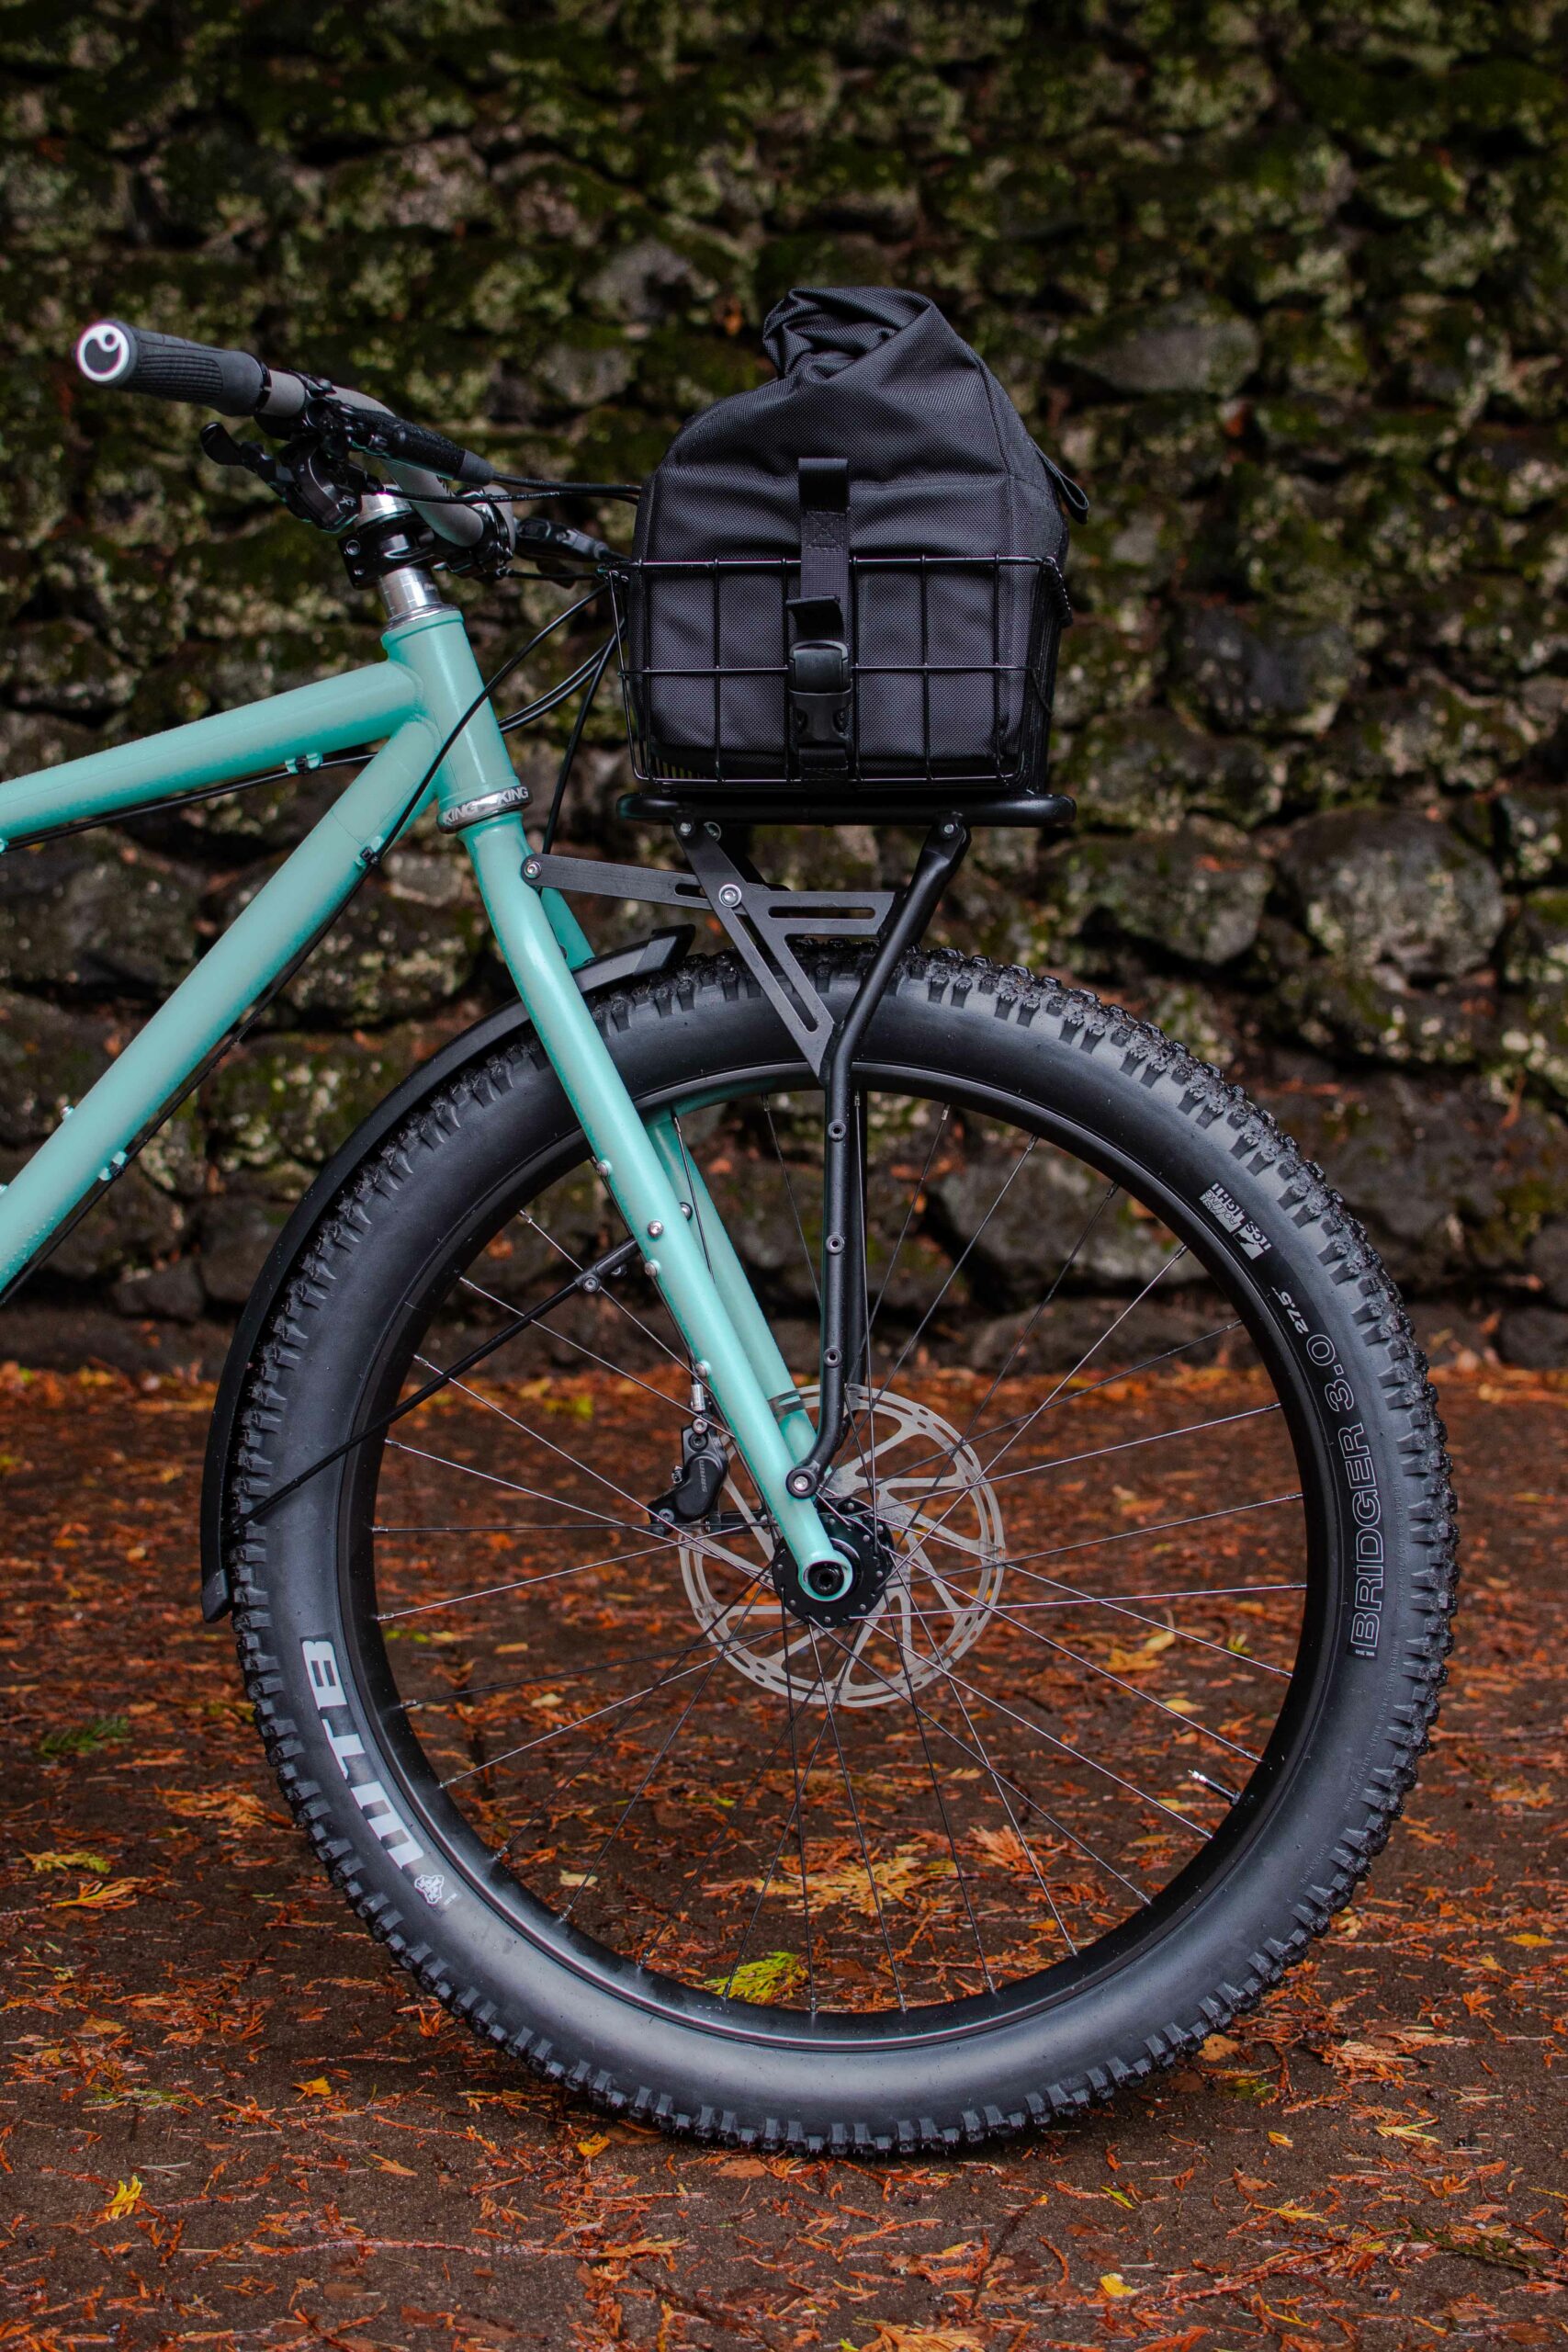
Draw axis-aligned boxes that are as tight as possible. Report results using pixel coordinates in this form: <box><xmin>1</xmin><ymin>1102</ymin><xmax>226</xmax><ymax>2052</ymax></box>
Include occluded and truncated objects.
<box><xmin>0</xmin><ymin>602</ymin><xmax>840</xmax><ymax>1573</ymax></box>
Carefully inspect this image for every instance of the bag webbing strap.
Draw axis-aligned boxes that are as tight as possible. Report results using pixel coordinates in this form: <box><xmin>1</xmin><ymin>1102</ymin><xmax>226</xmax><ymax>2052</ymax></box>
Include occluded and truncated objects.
<box><xmin>788</xmin><ymin>456</ymin><xmax>852</xmax><ymax>775</ymax></box>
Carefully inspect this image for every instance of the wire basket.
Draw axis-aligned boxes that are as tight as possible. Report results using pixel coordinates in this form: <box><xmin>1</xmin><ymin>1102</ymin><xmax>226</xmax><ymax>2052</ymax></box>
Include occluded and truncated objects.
<box><xmin>609</xmin><ymin>553</ymin><xmax>1070</xmax><ymax>803</ymax></box>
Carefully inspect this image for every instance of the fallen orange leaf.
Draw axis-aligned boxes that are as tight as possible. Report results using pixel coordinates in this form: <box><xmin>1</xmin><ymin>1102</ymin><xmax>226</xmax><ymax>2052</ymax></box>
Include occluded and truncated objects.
<box><xmin>27</xmin><ymin>1849</ymin><xmax>109</xmax><ymax>1875</ymax></box>
<box><xmin>53</xmin><ymin>1878</ymin><xmax>141</xmax><ymax>1910</ymax></box>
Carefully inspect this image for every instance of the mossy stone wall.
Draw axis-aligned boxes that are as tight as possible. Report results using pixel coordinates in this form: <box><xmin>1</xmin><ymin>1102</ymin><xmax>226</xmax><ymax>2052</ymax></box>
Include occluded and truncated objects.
<box><xmin>2</xmin><ymin>0</ymin><xmax>1567</xmax><ymax>1365</ymax></box>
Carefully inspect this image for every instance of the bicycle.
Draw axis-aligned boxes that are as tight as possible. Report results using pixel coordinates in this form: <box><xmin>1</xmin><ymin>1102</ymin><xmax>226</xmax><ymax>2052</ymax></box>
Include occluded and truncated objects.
<box><xmin>0</xmin><ymin>319</ymin><xmax>1458</xmax><ymax>2154</ymax></box>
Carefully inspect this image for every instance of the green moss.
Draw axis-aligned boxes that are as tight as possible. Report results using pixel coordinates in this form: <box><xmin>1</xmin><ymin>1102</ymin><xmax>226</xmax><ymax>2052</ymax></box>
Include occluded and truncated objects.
<box><xmin>1206</xmin><ymin>462</ymin><xmax>1363</xmax><ymax>621</ymax></box>
<box><xmin>0</xmin><ymin>141</ymin><xmax>129</xmax><ymax>255</ymax></box>
<box><xmin>1</xmin><ymin>0</ymin><xmax>1565</xmax><ymax>1318</ymax></box>
<box><xmin>1144</xmin><ymin>45</ymin><xmax>1276</xmax><ymax>136</ymax></box>
<box><xmin>1273</xmin><ymin>962</ymin><xmax>1497</xmax><ymax>1069</ymax></box>
<box><xmin>976</xmin><ymin>41</ymin><xmax>1138</xmax><ymax>141</ymax></box>
<box><xmin>1043</xmin><ymin>819</ymin><xmax>1271</xmax><ymax>969</ymax></box>
<box><xmin>1359</xmin><ymin>154</ymin><xmax>1470</xmax><ymax>226</ymax></box>
<box><xmin>1384</xmin><ymin>301</ymin><xmax>1509</xmax><ymax>423</ymax></box>
<box><xmin>774</xmin><ymin>140</ymin><xmax>922</xmax><ymax>239</ymax></box>
<box><xmin>1448</xmin><ymin>426</ymin><xmax>1568</xmax><ymax>516</ymax></box>
<box><xmin>1364</xmin><ymin>210</ymin><xmax>1510</xmax><ymax>298</ymax></box>
<box><xmin>1053</xmin><ymin>620</ymin><xmax>1167</xmax><ymax>731</ymax></box>
<box><xmin>206</xmin><ymin>1027</ymin><xmax>423</xmax><ymax>1190</ymax></box>
<box><xmin>1449</xmin><ymin>57</ymin><xmax>1565</xmax><ymax>147</ymax></box>
<box><xmin>846</xmin><ymin>62</ymin><xmax>968</xmax><ymax>156</ymax></box>
<box><xmin>1348</xmin><ymin>474</ymin><xmax>1498</xmax><ymax>598</ymax></box>
<box><xmin>753</xmin><ymin>232</ymin><xmax>898</xmax><ymax>315</ymax></box>
<box><xmin>1062</xmin><ymin>709</ymin><xmax>1286</xmax><ymax>831</ymax></box>
<box><xmin>180</xmin><ymin>517</ymin><xmax>350</xmax><ymax>640</ymax></box>
<box><xmin>1503</xmin><ymin>892</ymin><xmax>1568</xmax><ymax>993</ymax></box>
<box><xmin>933</xmin><ymin>158</ymin><xmax>1079</xmax><ymax>245</ymax></box>
<box><xmin>1284</xmin><ymin>50</ymin><xmax>1452</xmax><ymax>158</ymax></box>
<box><xmin>0</xmin><ymin>620</ymin><xmax>136</xmax><ymax>719</ymax></box>
<box><xmin>230</xmin><ymin>56</ymin><xmax>476</xmax><ymax>148</ymax></box>
<box><xmin>151</xmin><ymin>124</ymin><xmax>307</xmax><ymax>240</ymax></box>
<box><xmin>634</xmin><ymin>328</ymin><xmax>768</xmax><ymax>419</ymax></box>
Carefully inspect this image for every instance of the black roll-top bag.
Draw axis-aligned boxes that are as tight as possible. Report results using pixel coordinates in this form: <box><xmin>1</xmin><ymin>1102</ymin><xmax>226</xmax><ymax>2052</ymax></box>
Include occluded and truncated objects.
<box><xmin>620</xmin><ymin>286</ymin><xmax>1086</xmax><ymax>797</ymax></box>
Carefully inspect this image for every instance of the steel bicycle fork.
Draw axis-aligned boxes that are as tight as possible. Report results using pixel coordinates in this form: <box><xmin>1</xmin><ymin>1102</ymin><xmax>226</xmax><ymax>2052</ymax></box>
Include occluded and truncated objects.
<box><xmin>464</xmin><ymin>811</ymin><xmax>851</xmax><ymax>1577</ymax></box>
<box><xmin>400</xmin><ymin>596</ymin><xmax>969</xmax><ymax>1589</ymax></box>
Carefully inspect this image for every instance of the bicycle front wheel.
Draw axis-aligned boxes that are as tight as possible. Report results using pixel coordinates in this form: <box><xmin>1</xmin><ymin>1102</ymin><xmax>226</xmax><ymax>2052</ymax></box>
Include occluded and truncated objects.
<box><xmin>223</xmin><ymin>949</ymin><xmax>1456</xmax><ymax>2150</ymax></box>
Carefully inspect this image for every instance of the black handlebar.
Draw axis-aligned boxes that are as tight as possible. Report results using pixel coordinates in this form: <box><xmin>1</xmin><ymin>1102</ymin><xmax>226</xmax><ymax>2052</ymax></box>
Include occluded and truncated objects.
<box><xmin>74</xmin><ymin>321</ymin><xmax>268</xmax><ymax>417</ymax></box>
<box><xmin>73</xmin><ymin>318</ymin><xmax>493</xmax><ymax>486</ymax></box>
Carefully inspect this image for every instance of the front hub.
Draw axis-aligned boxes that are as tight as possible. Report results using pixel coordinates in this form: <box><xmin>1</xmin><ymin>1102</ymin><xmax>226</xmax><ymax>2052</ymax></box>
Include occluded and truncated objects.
<box><xmin>773</xmin><ymin>1498</ymin><xmax>897</xmax><ymax>1629</ymax></box>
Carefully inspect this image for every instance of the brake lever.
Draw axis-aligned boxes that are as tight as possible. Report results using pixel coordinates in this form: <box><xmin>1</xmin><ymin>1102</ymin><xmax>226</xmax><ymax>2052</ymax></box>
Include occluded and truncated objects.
<box><xmin>514</xmin><ymin>516</ymin><xmax>616</xmax><ymax>579</ymax></box>
<box><xmin>198</xmin><ymin>419</ymin><xmax>367</xmax><ymax>532</ymax></box>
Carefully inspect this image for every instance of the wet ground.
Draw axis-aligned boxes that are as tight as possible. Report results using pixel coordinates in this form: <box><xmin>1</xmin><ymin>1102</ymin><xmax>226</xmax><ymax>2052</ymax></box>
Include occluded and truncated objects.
<box><xmin>0</xmin><ymin>1364</ymin><xmax>1563</xmax><ymax>2351</ymax></box>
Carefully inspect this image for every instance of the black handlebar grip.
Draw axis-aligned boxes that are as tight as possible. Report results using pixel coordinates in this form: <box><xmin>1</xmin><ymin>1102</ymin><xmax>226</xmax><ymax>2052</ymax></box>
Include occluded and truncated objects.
<box><xmin>357</xmin><ymin>411</ymin><xmax>492</xmax><ymax>487</ymax></box>
<box><xmin>73</xmin><ymin>321</ymin><xmax>266</xmax><ymax>417</ymax></box>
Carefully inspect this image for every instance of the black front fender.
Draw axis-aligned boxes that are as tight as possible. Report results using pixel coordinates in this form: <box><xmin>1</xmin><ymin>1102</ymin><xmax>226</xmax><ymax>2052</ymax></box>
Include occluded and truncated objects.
<box><xmin>198</xmin><ymin>926</ymin><xmax>692</xmax><ymax>1622</ymax></box>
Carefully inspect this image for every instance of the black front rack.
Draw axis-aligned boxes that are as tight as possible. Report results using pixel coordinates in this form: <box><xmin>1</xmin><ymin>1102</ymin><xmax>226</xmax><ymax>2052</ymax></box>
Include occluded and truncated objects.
<box><xmin>608</xmin><ymin>551</ymin><xmax>1073</xmax><ymax>827</ymax></box>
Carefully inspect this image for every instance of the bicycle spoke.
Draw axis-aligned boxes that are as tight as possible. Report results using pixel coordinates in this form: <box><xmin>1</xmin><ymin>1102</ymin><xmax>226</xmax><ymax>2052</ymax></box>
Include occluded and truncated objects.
<box><xmin>439</xmin><ymin>1653</ymin><xmax>715</xmax><ymax>1787</ymax></box>
<box><xmin>960</xmin><ymin>1400</ymin><xmax>1284</xmax><ymax>1496</ymax></box>
<box><xmin>913</xmin><ymin>1496</ymin><xmax>1303</xmax><ymax>1679</ymax></box>
<box><xmin>719</xmin><ymin>1697</ymin><xmax>837</xmax><ymax>2001</ymax></box>
<box><xmin>897</xmin><ymin>1589</ymin><xmax>1077</xmax><ymax>1960</ymax></box>
<box><xmin>403</xmin><ymin>1365</ymin><xmax>763</xmax><ymax>1582</ymax></box>
<box><xmin>803</xmin><ymin>1622</ymin><xmax>908</xmax><ymax>2007</ymax></box>
<box><xmin>378</xmin><ymin>1536</ymin><xmax>669</xmax><ymax>1624</ymax></box>
<box><xmin>902</xmin><ymin>1573</ymin><xmax>1262</xmax><ymax>1763</ymax></box>
<box><xmin>815</xmin><ymin>1626</ymin><xmax>1150</xmax><ymax>1904</ymax></box>
<box><xmin>519</xmin><ymin>1208</ymin><xmax>690</xmax><ymax>1374</ymax></box>
<box><xmin>895</xmin><ymin>1614</ymin><xmax>996</xmax><ymax>1993</ymax></box>
<box><xmin>397</xmin><ymin>1639</ymin><xmax>698</xmax><ymax>1714</ymax></box>
<box><xmin>777</xmin><ymin>1590</ymin><xmax>819</xmax><ymax>2012</ymax></box>
<box><xmin>868</xmin><ymin>1241</ymin><xmax>1196</xmax><ymax>1600</ymax></box>
<box><xmin>457</xmin><ymin>1272</ymin><xmax>688</xmax><ymax>1419</ymax></box>
<box><xmin>867</xmin><ymin>1102</ymin><xmax>951</xmax><ymax>1344</ymax></box>
<box><xmin>448</xmin><ymin>1566</ymin><xmax>770</xmax><ymax>1793</ymax></box>
<box><xmin>764</xmin><ymin>1101</ymin><xmax>822</xmax><ymax>1309</ymax></box>
<box><xmin>634</xmin><ymin>1700</ymin><xmax>813</xmax><ymax>1975</ymax></box>
<box><xmin>999</xmin><ymin>1581</ymin><xmax>1307</xmax><ymax>1611</ymax></box>
<box><xmin>889</xmin><ymin>1319</ymin><xmax>1249</xmax><ymax>1485</ymax></box>
<box><xmin>873</xmin><ymin>1137</ymin><xmax>1039</xmax><ymax>1401</ymax></box>
<box><xmin>351</xmin><ymin>1057</ymin><xmax>1315</xmax><ymax>2020</ymax></box>
<box><xmin>896</xmin><ymin>1644</ymin><xmax>1204</xmax><ymax>1833</ymax></box>
<box><xmin>895</xmin><ymin>1174</ymin><xmax>1122</xmax><ymax>1522</ymax></box>
<box><xmin>559</xmin><ymin>1643</ymin><xmax>731</xmax><ymax>1923</ymax></box>
<box><xmin>375</xmin><ymin>1521</ymin><xmax>635</xmax><ymax>1537</ymax></box>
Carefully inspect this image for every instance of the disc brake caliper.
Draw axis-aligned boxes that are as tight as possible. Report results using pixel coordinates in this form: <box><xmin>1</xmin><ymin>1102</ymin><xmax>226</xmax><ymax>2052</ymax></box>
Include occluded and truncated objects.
<box><xmin>649</xmin><ymin>1419</ymin><xmax>729</xmax><ymax>1530</ymax></box>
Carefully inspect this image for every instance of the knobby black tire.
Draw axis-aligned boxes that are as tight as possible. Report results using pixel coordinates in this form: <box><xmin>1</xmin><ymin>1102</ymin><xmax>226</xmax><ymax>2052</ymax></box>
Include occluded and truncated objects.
<box><xmin>221</xmin><ymin>950</ymin><xmax>1458</xmax><ymax>2154</ymax></box>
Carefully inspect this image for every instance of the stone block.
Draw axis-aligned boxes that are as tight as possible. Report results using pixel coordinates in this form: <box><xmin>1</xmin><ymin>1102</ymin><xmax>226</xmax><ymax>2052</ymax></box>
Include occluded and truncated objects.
<box><xmin>1278</xmin><ymin>808</ymin><xmax>1505</xmax><ymax>978</ymax></box>
<box><xmin>1171</xmin><ymin>608</ymin><xmax>1356</xmax><ymax>736</ymax></box>
<box><xmin>0</xmin><ymin>838</ymin><xmax>203</xmax><ymax>996</ymax></box>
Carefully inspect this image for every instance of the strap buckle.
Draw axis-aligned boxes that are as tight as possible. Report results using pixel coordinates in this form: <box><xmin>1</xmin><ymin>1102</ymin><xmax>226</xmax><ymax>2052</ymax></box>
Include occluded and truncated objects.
<box><xmin>790</xmin><ymin>452</ymin><xmax>854</xmax><ymax>775</ymax></box>
<box><xmin>786</xmin><ymin>612</ymin><xmax>852</xmax><ymax>766</ymax></box>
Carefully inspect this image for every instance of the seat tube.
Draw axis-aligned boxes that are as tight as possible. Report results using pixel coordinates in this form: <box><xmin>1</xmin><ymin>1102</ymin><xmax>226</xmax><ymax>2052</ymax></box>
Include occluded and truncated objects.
<box><xmin>462</xmin><ymin>811</ymin><xmax>843</xmax><ymax>1577</ymax></box>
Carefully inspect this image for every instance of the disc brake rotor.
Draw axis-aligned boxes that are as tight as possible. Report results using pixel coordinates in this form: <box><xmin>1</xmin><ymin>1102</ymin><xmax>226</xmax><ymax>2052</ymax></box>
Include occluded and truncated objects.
<box><xmin>679</xmin><ymin>1385</ymin><xmax>1007</xmax><ymax>1708</ymax></box>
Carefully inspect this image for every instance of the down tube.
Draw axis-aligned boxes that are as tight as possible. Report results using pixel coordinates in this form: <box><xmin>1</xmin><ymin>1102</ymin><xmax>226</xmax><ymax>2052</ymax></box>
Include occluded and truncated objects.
<box><xmin>464</xmin><ymin>813</ymin><xmax>843</xmax><ymax>1576</ymax></box>
<box><xmin>0</xmin><ymin>717</ymin><xmax>444</xmax><ymax>1294</ymax></box>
